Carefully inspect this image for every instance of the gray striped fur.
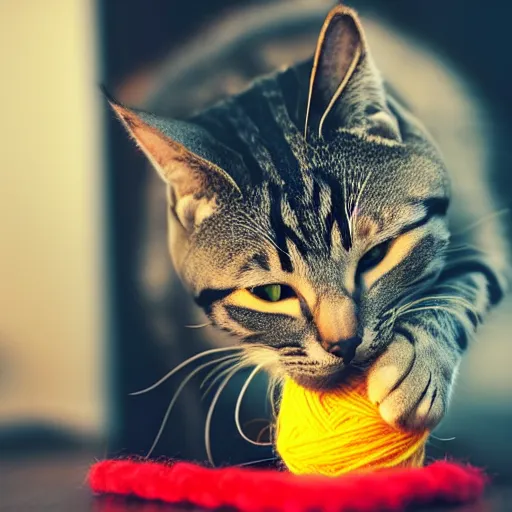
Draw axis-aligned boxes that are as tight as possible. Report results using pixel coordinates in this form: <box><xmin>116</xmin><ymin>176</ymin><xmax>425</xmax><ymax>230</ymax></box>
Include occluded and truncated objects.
<box><xmin>115</xmin><ymin>0</ymin><xmax>509</xmax><ymax>438</ymax></box>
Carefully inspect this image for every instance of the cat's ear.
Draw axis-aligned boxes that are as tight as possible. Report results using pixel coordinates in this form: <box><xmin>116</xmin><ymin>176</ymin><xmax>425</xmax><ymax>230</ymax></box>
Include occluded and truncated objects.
<box><xmin>305</xmin><ymin>4</ymin><xmax>400</xmax><ymax>141</ymax></box>
<box><xmin>106</xmin><ymin>95</ymin><xmax>241</xmax><ymax>233</ymax></box>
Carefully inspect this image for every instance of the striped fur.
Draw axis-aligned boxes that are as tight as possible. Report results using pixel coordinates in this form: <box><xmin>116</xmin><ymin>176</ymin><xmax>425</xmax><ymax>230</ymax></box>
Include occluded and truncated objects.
<box><xmin>113</xmin><ymin>1</ymin><xmax>509</xmax><ymax>433</ymax></box>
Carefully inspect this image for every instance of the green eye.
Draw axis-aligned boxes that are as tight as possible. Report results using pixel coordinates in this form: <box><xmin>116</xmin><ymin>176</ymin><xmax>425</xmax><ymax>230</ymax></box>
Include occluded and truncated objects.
<box><xmin>250</xmin><ymin>284</ymin><xmax>296</xmax><ymax>302</ymax></box>
<box><xmin>357</xmin><ymin>240</ymin><xmax>391</xmax><ymax>274</ymax></box>
<box><xmin>252</xmin><ymin>284</ymin><xmax>281</xmax><ymax>302</ymax></box>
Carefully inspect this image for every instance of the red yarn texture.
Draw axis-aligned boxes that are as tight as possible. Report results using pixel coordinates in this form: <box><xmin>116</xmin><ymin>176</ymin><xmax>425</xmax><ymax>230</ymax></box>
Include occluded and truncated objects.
<box><xmin>89</xmin><ymin>459</ymin><xmax>486</xmax><ymax>511</ymax></box>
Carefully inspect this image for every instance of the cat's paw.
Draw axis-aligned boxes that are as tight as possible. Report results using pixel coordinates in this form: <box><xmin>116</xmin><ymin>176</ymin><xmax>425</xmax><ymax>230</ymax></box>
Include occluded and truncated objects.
<box><xmin>367</xmin><ymin>330</ymin><xmax>460</xmax><ymax>431</ymax></box>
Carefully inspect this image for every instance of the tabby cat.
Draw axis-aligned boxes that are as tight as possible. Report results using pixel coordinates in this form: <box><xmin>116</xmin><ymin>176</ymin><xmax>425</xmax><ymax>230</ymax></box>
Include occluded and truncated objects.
<box><xmin>108</xmin><ymin>1</ymin><xmax>508</xmax><ymax>457</ymax></box>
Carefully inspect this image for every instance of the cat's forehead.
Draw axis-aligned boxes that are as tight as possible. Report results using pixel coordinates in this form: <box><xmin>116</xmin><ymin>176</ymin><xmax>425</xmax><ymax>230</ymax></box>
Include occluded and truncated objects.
<box><xmin>193</xmin><ymin>69</ymin><xmax>447</xmax><ymax>199</ymax></box>
<box><xmin>189</xmin><ymin>65</ymin><xmax>449</xmax><ymax>264</ymax></box>
<box><xmin>314</xmin><ymin>133</ymin><xmax>444</xmax><ymax>186</ymax></box>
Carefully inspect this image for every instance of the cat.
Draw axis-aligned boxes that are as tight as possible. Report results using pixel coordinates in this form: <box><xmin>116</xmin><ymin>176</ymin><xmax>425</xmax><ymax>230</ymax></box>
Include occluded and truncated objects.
<box><xmin>107</xmin><ymin>0</ymin><xmax>509</xmax><ymax>460</ymax></box>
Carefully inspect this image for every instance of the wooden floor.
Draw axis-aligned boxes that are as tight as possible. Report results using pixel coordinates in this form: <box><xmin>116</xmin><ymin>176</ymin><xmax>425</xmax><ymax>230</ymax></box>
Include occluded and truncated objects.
<box><xmin>2</xmin><ymin>450</ymin><xmax>511</xmax><ymax>512</ymax></box>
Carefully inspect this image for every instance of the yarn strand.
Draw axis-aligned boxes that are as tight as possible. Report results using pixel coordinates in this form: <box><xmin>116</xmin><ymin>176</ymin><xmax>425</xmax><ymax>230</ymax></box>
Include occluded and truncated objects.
<box><xmin>276</xmin><ymin>377</ymin><xmax>428</xmax><ymax>476</ymax></box>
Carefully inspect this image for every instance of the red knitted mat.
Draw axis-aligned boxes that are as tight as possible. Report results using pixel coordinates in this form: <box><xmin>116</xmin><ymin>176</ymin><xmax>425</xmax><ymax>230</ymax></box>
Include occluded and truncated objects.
<box><xmin>89</xmin><ymin>459</ymin><xmax>486</xmax><ymax>512</ymax></box>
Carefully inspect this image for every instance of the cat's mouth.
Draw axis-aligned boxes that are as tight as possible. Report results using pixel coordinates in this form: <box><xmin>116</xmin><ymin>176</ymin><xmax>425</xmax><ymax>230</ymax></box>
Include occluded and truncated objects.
<box><xmin>284</xmin><ymin>362</ymin><xmax>357</xmax><ymax>391</ymax></box>
<box><xmin>280</xmin><ymin>349</ymin><xmax>359</xmax><ymax>391</ymax></box>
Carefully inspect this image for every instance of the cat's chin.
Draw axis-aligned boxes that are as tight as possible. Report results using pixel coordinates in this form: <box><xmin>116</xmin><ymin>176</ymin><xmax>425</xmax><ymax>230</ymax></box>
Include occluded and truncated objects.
<box><xmin>286</xmin><ymin>365</ymin><xmax>361</xmax><ymax>391</ymax></box>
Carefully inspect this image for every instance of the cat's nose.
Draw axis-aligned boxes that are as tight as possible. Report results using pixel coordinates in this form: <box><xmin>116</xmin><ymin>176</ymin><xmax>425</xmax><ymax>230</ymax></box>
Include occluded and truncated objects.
<box><xmin>315</xmin><ymin>297</ymin><xmax>357</xmax><ymax>343</ymax></box>
<box><xmin>321</xmin><ymin>336</ymin><xmax>362</xmax><ymax>363</ymax></box>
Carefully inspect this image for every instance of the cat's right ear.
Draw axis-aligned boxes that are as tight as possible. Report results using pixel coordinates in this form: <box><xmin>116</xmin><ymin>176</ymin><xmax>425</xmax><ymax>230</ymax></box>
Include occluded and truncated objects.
<box><xmin>103</xmin><ymin>92</ymin><xmax>241</xmax><ymax>233</ymax></box>
<box><xmin>305</xmin><ymin>4</ymin><xmax>400</xmax><ymax>141</ymax></box>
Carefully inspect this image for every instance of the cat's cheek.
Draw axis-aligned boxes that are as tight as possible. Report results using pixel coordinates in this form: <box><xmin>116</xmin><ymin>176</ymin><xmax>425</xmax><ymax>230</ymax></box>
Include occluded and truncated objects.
<box><xmin>209</xmin><ymin>304</ymin><xmax>253</xmax><ymax>339</ymax></box>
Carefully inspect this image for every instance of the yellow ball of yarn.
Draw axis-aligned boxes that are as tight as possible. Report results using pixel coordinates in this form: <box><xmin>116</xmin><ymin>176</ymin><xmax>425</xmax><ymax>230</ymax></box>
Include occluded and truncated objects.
<box><xmin>275</xmin><ymin>377</ymin><xmax>429</xmax><ymax>477</ymax></box>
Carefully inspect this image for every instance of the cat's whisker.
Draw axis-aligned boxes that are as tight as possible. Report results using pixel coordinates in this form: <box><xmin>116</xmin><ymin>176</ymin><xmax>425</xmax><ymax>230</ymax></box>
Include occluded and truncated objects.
<box><xmin>392</xmin><ymin>295</ymin><xmax>443</xmax><ymax>314</ymax></box>
<box><xmin>130</xmin><ymin>346</ymin><xmax>242</xmax><ymax>396</ymax></box>
<box><xmin>236</xmin><ymin>212</ymin><xmax>291</xmax><ymax>258</ymax></box>
<box><xmin>441</xmin><ymin>283</ymin><xmax>478</xmax><ymax>295</ymax></box>
<box><xmin>380</xmin><ymin>295</ymin><xmax>468</xmax><ymax>330</ymax></box>
<box><xmin>256</xmin><ymin>424</ymin><xmax>271</xmax><ymax>443</ymax></box>
<box><xmin>438</xmin><ymin>296</ymin><xmax>479</xmax><ymax>316</ymax></box>
<box><xmin>205</xmin><ymin>366</ymin><xmax>242</xmax><ymax>467</ymax></box>
<box><xmin>268</xmin><ymin>376</ymin><xmax>282</xmax><ymax>420</ymax></box>
<box><xmin>234</xmin><ymin>364</ymin><xmax>272</xmax><ymax>447</ymax></box>
<box><xmin>185</xmin><ymin>322</ymin><xmax>212</xmax><ymax>329</ymax></box>
<box><xmin>145</xmin><ymin>357</ymin><xmax>229</xmax><ymax>458</ymax></box>
<box><xmin>236</xmin><ymin>217</ymin><xmax>272</xmax><ymax>241</ymax></box>
<box><xmin>237</xmin><ymin>457</ymin><xmax>278</xmax><ymax>467</ymax></box>
<box><xmin>200</xmin><ymin>355</ymin><xmax>240</xmax><ymax>388</ymax></box>
<box><xmin>446</xmin><ymin>243</ymin><xmax>483</xmax><ymax>253</ymax></box>
<box><xmin>430</xmin><ymin>434</ymin><xmax>456</xmax><ymax>442</ymax></box>
<box><xmin>243</xmin><ymin>223</ymin><xmax>288</xmax><ymax>256</ymax></box>
<box><xmin>391</xmin><ymin>294</ymin><xmax>478</xmax><ymax>318</ymax></box>
<box><xmin>452</xmin><ymin>208</ymin><xmax>510</xmax><ymax>237</ymax></box>
<box><xmin>395</xmin><ymin>305</ymin><xmax>461</xmax><ymax>318</ymax></box>
<box><xmin>201</xmin><ymin>359</ymin><xmax>244</xmax><ymax>399</ymax></box>
<box><xmin>199</xmin><ymin>354</ymin><xmax>242</xmax><ymax>390</ymax></box>
<box><xmin>342</xmin><ymin>173</ymin><xmax>351</xmax><ymax>240</ymax></box>
<box><xmin>350</xmin><ymin>170</ymin><xmax>373</xmax><ymax>236</ymax></box>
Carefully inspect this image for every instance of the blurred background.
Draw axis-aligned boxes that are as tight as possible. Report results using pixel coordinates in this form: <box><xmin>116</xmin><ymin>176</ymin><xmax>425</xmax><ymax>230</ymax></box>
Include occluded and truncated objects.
<box><xmin>1</xmin><ymin>0</ymin><xmax>512</xmax><ymax>504</ymax></box>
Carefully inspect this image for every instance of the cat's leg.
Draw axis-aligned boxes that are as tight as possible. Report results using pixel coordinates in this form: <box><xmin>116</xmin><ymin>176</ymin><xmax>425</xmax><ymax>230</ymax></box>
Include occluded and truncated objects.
<box><xmin>367</xmin><ymin>239</ymin><xmax>508</xmax><ymax>430</ymax></box>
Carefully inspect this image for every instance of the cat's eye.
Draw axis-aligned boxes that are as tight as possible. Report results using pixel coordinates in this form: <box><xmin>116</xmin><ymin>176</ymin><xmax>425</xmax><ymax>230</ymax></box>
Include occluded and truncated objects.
<box><xmin>357</xmin><ymin>240</ymin><xmax>391</xmax><ymax>274</ymax></box>
<box><xmin>250</xmin><ymin>284</ymin><xmax>296</xmax><ymax>302</ymax></box>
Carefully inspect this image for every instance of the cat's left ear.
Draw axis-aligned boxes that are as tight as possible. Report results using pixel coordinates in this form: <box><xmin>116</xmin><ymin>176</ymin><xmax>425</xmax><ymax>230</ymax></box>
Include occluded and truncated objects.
<box><xmin>105</xmin><ymin>94</ymin><xmax>242</xmax><ymax>233</ymax></box>
<box><xmin>305</xmin><ymin>4</ymin><xmax>401</xmax><ymax>141</ymax></box>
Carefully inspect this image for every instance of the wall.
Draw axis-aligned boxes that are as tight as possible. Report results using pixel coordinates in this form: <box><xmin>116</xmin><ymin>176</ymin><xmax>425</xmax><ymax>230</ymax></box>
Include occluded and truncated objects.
<box><xmin>0</xmin><ymin>0</ymin><xmax>106</xmax><ymax>436</ymax></box>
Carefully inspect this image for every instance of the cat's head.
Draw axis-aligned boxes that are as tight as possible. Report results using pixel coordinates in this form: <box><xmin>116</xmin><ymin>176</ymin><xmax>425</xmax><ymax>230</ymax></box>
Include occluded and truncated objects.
<box><xmin>108</xmin><ymin>5</ymin><xmax>450</xmax><ymax>389</ymax></box>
